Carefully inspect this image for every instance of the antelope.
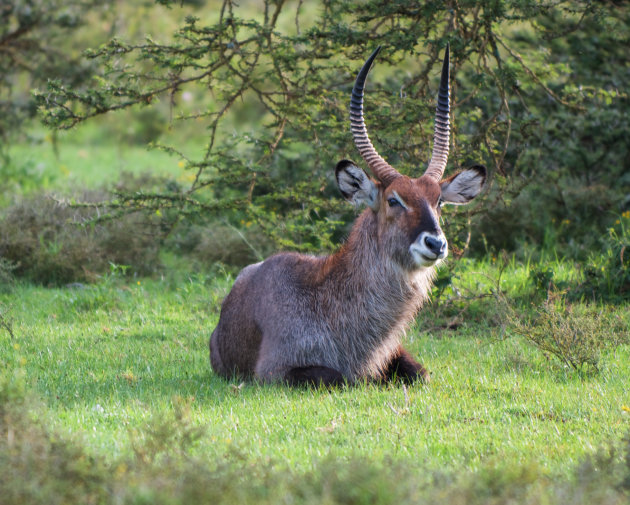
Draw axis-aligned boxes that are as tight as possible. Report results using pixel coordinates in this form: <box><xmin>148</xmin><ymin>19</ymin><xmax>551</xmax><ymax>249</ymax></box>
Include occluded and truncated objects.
<box><xmin>209</xmin><ymin>45</ymin><xmax>486</xmax><ymax>386</ymax></box>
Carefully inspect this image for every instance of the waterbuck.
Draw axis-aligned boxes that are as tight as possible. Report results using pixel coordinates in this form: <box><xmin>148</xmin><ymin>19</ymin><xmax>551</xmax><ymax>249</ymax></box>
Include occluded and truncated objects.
<box><xmin>210</xmin><ymin>45</ymin><xmax>486</xmax><ymax>386</ymax></box>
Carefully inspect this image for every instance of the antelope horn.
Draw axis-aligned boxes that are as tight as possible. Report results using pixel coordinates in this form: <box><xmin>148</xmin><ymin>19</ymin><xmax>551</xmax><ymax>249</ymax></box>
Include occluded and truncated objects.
<box><xmin>350</xmin><ymin>46</ymin><xmax>400</xmax><ymax>185</ymax></box>
<box><xmin>424</xmin><ymin>44</ymin><xmax>450</xmax><ymax>181</ymax></box>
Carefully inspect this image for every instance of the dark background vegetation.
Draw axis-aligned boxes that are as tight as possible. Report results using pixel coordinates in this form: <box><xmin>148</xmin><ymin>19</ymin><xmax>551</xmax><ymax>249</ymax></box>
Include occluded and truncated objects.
<box><xmin>1</xmin><ymin>0</ymin><xmax>628</xmax><ymax>291</ymax></box>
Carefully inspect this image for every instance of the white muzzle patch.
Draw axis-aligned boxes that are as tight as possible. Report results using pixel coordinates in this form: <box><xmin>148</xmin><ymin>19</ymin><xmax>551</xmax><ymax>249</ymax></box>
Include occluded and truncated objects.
<box><xmin>409</xmin><ymin>232</ymin><xmax>448</xmax><ymax>267</ymax></box>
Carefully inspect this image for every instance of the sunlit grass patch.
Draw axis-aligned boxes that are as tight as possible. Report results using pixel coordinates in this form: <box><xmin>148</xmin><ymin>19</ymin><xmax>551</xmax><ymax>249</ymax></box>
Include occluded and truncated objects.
<box><xmin>1</xmin><ymin>257</ymin><xmax>628</xmax><ymax>479</ymax></box>
<box><xmin>1</xmin><ymin>360</ymin><xmax>630</xmax><ymax>505</ymax></box>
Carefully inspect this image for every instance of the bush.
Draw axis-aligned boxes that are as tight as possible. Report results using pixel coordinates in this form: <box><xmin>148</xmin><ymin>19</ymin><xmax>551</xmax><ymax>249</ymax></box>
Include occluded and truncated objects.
<box><xmin>0</xmin><ymin>257</ymin><xmax>18</xmax><ymax>290</ymax></box>
<box><xmin>572</xmin><ymin>213</ymin><xmax>630</xmax><ymax>302</ymax></box>
<box><xmin>0</xmin><ymin>369</ymin><xmax>112</xmax><ymax>505</ymax></box>
<box><xmin>509</xmin><ymin>293</ymin><xmax>626</xmax><ymax>373</ymax></box>
<box><xmin>0</xmin><ymin>0</ymin><xmax>107</xmax><ymax>155</ymax></box>
<box><xmin>0</xmin><ymin>191</ymin><xmax>162</xmax><ymax>285</ymax></box>
<box><xmin>0</xmin><ymin>156</ymin><xmax>57</xmax><ymax>203</ymax></box>
<box><xmin>166</xmin><ymin>221</ymin><xmax>274</xmax><ymax>272</ymax></box>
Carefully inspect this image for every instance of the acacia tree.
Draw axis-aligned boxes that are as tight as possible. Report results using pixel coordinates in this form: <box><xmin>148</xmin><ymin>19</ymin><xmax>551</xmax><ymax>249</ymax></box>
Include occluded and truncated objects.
<box><xmin>0</xmin><ymin>0</ymin><xmax>117</xmax><ymax>159</ymax></box>
<box><xmin>35</xmin><ymin>0</ymin><xmax>629</xmax><ymax>256</ymax></box>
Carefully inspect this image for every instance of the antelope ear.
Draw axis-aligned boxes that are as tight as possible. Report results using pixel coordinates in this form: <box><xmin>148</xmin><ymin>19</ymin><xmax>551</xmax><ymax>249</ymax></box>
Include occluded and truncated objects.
<box><xmin>335</xmin><ymin>160</ymin><xmax>379</xmax><ymax>210</ymax></box>
<box><xmin>440</xmin><ymin>165</ymin><xmax>486</xmax><ymax>205</ymax></box>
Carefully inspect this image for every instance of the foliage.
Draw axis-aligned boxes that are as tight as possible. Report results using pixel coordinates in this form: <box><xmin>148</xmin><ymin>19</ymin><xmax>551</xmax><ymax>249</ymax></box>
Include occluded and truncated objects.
<box><xmin>0</xmin><ymin>0</ymin><xmax>114</xmax><ymax>157</ymax></box>
<box><xmin>0</xmin><ymin>369</ymin><xmax>112</xmax><ymax>505</ymax></box>
<box><xmin>29</xmin><ymin>0</ymin><xmax>629</xmax><ymax>259</ymax></box>
<box><xmin>468</xmin><ymin>4</ymin><xmax>630</xmax><ymax>259</ymax></box>
<box><xmin>529</xmin><ymin>264</ymin><xmax>556</xmax><ymax>293</ymax></box>
<box><xmin>509</xmin><ymin>292</ymin><xmax>626</xmax><ymax>373</ymax></box>
<box><xmin>0</xmin><ymin>302</ymin><xmax>15</xmax><ymax>339</ymax></box>
<box><xmin>573</xmin><ymin>212</ymin><xmax>630</xmax><ymax>302</ymax></box>
<box><xmin>0</xmin><ymin>189</ymin><xmax>163</xmax><ymax>284</ymax></box>
<box><xmin>0</xmin><ymin>156</ymin><xmax>57</xmax><ymax>201</ymax></box>
<box><xmin>166</xmin><ymin>221</ymin><xmax>274</xmax><ymax>271</ymax></box>
<box><xmin>0</xmin><ymin>257</ymin><xmax>18</xmax><ymax>289</ymax></box>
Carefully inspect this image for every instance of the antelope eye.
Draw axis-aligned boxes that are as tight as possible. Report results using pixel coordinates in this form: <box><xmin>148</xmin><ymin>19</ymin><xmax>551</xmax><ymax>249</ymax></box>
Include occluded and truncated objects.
<box><xmin>437</xmin><ymin>197</ymin><xmax>444</xmax><ymax>208</ymax></box>
<box><xmin>387</xmin><ymin>197</ymin><xmax>400</xmax><ymax>208</ymax></box>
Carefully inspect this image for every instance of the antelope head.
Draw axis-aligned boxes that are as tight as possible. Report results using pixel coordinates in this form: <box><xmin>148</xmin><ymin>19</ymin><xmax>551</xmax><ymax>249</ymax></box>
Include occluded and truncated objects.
<box><xmin>336</xmin><ymin>45</ymin><xmax>486</xmax><ymax>270</ymax></box>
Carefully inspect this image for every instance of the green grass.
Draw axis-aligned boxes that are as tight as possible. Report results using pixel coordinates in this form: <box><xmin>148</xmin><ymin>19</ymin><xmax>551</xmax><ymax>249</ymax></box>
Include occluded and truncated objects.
<box><xmin>5</xmin><ymin>121</ymin><xmax>209</xmax><ymax>195</ymax></box>
<box><xmin>2</xmin><ymin>260</ymin><xmax>629</xmax><ymax>479</ymax></box>
<box><xmin>8</xmin><ymin>134</ymin><xmax>182</xmax><ymax>191</ymax></box>
<box><xmin>1</xmin><ymin>126</ymin><xmax>629</xmax><ymax>503</ymax></box>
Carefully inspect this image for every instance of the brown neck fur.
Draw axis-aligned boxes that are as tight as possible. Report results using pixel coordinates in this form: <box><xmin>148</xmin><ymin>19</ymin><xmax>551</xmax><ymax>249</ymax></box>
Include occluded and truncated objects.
<box><xmin>314</xmin><ymin>209</ymin><xmax>434</xmax><ymax>343</ymax></box>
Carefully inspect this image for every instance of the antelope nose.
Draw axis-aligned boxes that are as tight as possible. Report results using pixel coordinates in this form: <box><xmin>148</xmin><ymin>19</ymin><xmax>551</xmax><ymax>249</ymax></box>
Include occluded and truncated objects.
<box><xmin>424</xmin><ymin>235</ymin><xmax>447</xmax><ymax>257</ymax></box>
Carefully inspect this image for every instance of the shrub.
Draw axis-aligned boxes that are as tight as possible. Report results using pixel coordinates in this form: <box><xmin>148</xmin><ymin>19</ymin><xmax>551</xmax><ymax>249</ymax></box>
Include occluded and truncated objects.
<box><xmin>0</xmin><ymin>191</ymin><xmax>162</xmax><ymax>285</ymax></box>
<box><xmin>34</xmin><ymin>2</ymin><xmax>629</xmax><ymax>261</ymax></box>
<box><xmin>572</xmin><ymin>213</ymin><xmax>630</xmax><ymax>302</ymax></box>
<box><xmin>167</xmin><ymin>221</ymin><xmax>274</xmax><ymax>272</ymax></box>
<box><xmin>0</xmin><ymin>303</ymin><xmax>15</xmax><ymax>339</ymax></box>
<box><xmin>509</xmin><ymin>293</ymin><xmax>625</xmax><ymax>372</ymax></box>
<box><xmin>0</xmin><ymin>157</ymin><xmax>57</xmax><ymax>203</ymax></box>
<box><xmin>529</xmin><ymin>265</ymin><xmax>556</xmax><ymax>294</ymax></box>
<box><xmin>0</xmin><ymin>257</ymin><xmax>18</xmax><ymax>290</ymax></box>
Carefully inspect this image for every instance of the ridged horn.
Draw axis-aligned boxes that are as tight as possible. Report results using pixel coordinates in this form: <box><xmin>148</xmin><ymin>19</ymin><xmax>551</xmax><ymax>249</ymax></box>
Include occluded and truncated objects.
<box><xmin>350</xmin><ymin>46</ymin><xmax>400</xmax><ymax>185</ymax></box>
<box><xmin>424</xmin><ymin>44</ymin><xmax>450</xmax><ymax>181</ymax></box>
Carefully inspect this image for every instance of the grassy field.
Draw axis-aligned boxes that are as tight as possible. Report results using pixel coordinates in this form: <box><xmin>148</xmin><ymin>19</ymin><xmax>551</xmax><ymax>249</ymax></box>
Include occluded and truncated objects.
<box><xmin>6</xmin><ymin>125</ymin><xmax>196</xmax><ymax>192</ymax></box>
<box><xmin>2</xmin><ymin>257</ymin><xmax>630</xmax><ymax>503</ymax></box>
<box><xmin>2</xmin><ymin>0</ymin><xmax>629</xmax><ymax>500</ymax></box>
<box><xmin>2</xmin><ymin>134</ymin><xmax>630</xmax><ymax>504</ymax></box>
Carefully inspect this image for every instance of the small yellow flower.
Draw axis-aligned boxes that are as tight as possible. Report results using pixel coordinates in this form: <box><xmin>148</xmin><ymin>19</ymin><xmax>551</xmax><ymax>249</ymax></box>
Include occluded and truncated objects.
<box><xmin>137</xmin><ymin>281</ymin><xmax>141</xmax><ymax>285</ymax></box>
<box><xmin>178</xmin><ymin>160</ymin><xmax>186</xmax><ymax>168</ymax></box>
<box><xmin>13</xmin><ymin>343</ymin><xmax>20</xmax><ymax>350</ymax></box>
<box><xmin>562</xmin><ymin>219</ymin><xmax>570</xmax><ymax>225</ymax></box>
<box><xmin>622</xmin><ymin>405</ymin><xmax>630</xmax><ymax>413</ymax></box>
<box><xmin>615</xmin><ymin>219</ymin><xmax>621</xmax><ymax>225</ymax></box>
<box><xmin>19</xmin><ymin>357</ymin><xmax>27</xmax><ymax>366</ymax></box>
<box><xmin>622</xmin><ymin>210</ymin><xmax>630</xmax><ymax>219</ymax></box>
<box><xmin>120</xmin><ymin>371</ymin><xmax>137</xmax><ymax>383</ymax></box>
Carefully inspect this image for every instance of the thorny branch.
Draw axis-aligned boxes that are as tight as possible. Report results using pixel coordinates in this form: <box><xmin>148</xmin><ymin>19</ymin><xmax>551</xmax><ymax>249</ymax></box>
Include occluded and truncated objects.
<box><xmin>31</xmin><ymin>0</ymin><xmax>606</xmax><ymax>252</ymax></box>
<box><xmin>494</xmin><ymin>33</ymin><xmax>585</xmax><ymax>111</ymax></box>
